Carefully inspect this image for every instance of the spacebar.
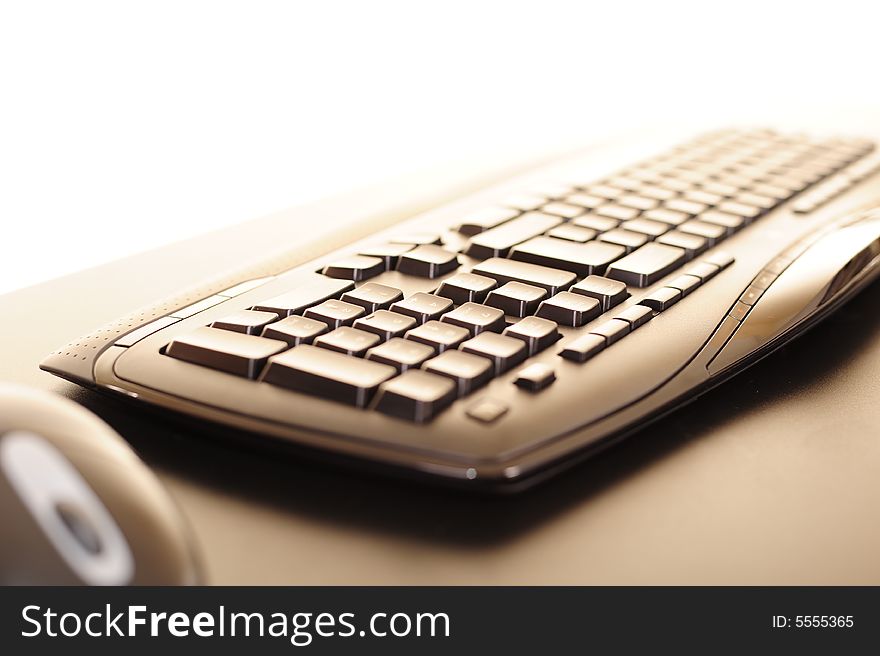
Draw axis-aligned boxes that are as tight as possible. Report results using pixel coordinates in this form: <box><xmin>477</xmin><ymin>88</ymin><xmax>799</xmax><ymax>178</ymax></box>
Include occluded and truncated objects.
<box><xmin>262</xmin><ymin>344</ymin><xmax>397</xmax><ymax>407</ymax></box>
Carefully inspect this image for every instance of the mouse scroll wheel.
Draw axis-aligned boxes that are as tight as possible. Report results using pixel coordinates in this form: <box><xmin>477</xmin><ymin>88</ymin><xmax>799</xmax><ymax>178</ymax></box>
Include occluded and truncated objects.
<box><xmin>53</xmin><ymin>500</ymin><xmax>103</xmax><ymax>555</ymax></box>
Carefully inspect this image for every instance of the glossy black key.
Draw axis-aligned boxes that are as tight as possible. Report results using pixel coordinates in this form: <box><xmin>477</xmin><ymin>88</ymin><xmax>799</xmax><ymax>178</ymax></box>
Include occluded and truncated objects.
<box><xmin>570</xmin><ymin>275</ymin><xmax>628</xmax><ymax>311</ymax></box>
<box><xmin>353</xmin><ymin>310</ymin><xmax>418</xmax><ymax>340</ymax></box>
<box><xmin>485</xmin><ymin>282</ymin><xmax>547</xmax><ymax>318</ymax></box>
<box><xmin>460</xmin><ymin>332</ymin><xmax>528</xmax><ymax>375</ymax></box>
<box><xmin>637</xmin><ymin>287</ymin><xmax>681</xmax><ymax>311</ymax></box>
<box><xmin>261</xmin><ymin>315</ymin><xmax>328</xmax><ymax>346</ymax></box>
<box><xmin>558</xmin><ymin>333</ymin><xmax>606</xmax><ymax>363</ymax></box>
<box><xmin>434</xmin><ymin>272</ymin><xmax>497</xmax><ymax>305</ymax></box>
<box><xmin>513</xmin><ymin>363</ymin><xmax>556</xmax><ymax>392</ymax></box>
<box><xmin>321</xmin><ymin>255</ymin><xmax>385</xmax><ymax>282</ymax></box>
<box><xmin>423</xmin><ymin>350</ymin><xmax>494</xmax><ymax>396</ymax></box>
<box><xmin>303</xmin><ymin>299</ymin><xmax>366</xmax><ymax>328</ymax></box>
<box><xmin>614</xmin><ymin>304</ymin><xmax>653</xmax><ymax>329</ymax></box>
<box><xmin>656</xmin><ymin>230</ymin><xmax>708</xmax><ymax>258</ymax></box>
<box><xmin>166</xmin><ymin>326</ymin><xmax>287</xmax><ymax>379</ymax></box>
<box><xmin>471</xmin><ymin>257</ymin><xmax>576</xmax><ymax>295</ymax></box>
<box><xmin>252</xmin><ymin>276</ymin><xmax>355</xmax><ymax>317</ymax></box>
<box><xmin>503</xmin><ymin>316</ymin><xmax>560</xmax><ymax>355</ymax></box>
<box><xmin>262</xmin><ymin>344</ymin><xmax>396</xmax><ymax>407</ymax></box>
<box><xmin>457</xmin><ymin>207</ymin><xmax>521</xmax><ymax>235</ymax></box>
<box><xmin>373</xmin><ymin>370</ymin><xmax>458</xmax><ymax>422</ymax></box>
<box><xmin>604</xmin><ymin>242</ymin><xmax>687</xmax><ymax>287</ymax></box>
<box><xmin>211</xmin><ymin>310</ymin><xmax>279</xmax><ymax>335</ymax></box>
<box><xmin>589</xmin><ymin>318</ymin><xmax>630</xmax><ymax>345</ymax></box>
<box><xmin>545</xmin><ymin>224</ymin><xmax>597</xmax><ymax>243</ymax></box>
<box><xmin>396</xmin><ymin>244</ymin><xmax>460</xmax><ymax>278</ymax></box>
<box><xmin>597</xmin><ymin>228</ymin><xmax>649</xmax><ymax>253</ymax></box>
<box><xmin>365</xmin><ymin>337</ymin><xmax>435</xmax><ymax>372</ymax></box>
<box><xmin>440</xmin><ymin>302</ymin><xmax>506</xmax><ymax>335</ymax></box>
<box><xmin>464</xmin><ymin>211</ymin><xmax>562</xmax><ymax>259</ymax></box>
<box><xmin>389</xmin><ymin>293</ymin><xmax>454</xmax><ymax>323</ymax></box>
<box><xmin>357</xmin><ymin>242</ymin><xmax>414</xmax><ymax>269</ymax></box>
<box><xmin>536</xmin><ymin>291</ymin><xmax>601</xmax><ymax>327</ymax></box>
<box><xmin>510</xmin><ymin>236</ymin><xmax>626</xmax><ymax>277</ymax></box>
<box><xmin>405</xmin><ymin>320</ymin><xmax>470</xmax><ymax>353</ymax></box>
<box><xmin>314</xmin><ymin>327</ymin><xmax>381</xmax><ymax>356</ymax></box>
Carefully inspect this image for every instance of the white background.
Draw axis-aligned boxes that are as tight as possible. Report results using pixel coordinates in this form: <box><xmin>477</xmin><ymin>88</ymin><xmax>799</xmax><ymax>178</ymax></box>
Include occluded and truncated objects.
<box><xmin>2</xmin><ymin>0</ymin><xmax>879</xmax><ymax>295</ymax></box>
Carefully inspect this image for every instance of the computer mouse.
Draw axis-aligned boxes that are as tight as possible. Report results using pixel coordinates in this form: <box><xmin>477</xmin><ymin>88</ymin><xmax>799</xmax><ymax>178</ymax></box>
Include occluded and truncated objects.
<box><xmin>0</xmin><ymin>384</ymin><xmax>202</xmax><ymax>585</ymax></box>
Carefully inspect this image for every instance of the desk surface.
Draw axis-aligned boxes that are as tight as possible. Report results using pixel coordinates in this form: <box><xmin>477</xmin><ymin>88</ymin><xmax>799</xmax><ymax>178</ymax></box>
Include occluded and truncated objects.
<box><xmin>4</xmin><ymin>132</ymin><xmax>880</xmax><ymax>585</ymax></box>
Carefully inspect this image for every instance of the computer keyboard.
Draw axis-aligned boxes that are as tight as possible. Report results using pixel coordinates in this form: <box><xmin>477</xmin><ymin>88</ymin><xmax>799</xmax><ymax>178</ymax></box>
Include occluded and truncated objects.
<box><xmin>42</xmin><ymin>128</ymin><xmax>880</xmax><ymax>489</ymax></box>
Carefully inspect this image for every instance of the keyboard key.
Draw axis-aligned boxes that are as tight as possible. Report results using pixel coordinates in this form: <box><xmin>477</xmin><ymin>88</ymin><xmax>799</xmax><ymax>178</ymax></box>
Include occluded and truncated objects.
<box><xmin>655</xmin><ymin>230</ymin><xmax>707</xmax><ymax>258</ymax></box>
<box><xmin>589</xmin><ymin>318</ymin><xmax>630</xmax><ymax>345</ymax></box>
<box><xmin>642</xmin><ymin>207</ymin><xmax>689</xmax><ymax>226</ymax></box>
<box><xmin>570</xmin><ymin>275</ymin><xmax>628</xmax><ymax>311</ymax></box>
<box><xmin>541</xmin><ymin>201</ymin><xmax>585</xmax><ymax>219</ymax></box>
<box><xmin>166</xmin><ymin>326</ymin><xmax>287</xmax><ymax>378</ymax></box>
<box><xmin>718</xmin><ymin>200</ymin><xmax>762</xmax><ymax>220</ymax></box>
<box><xmin>405</xmin><ymin>320</ymin><xmax>470</xmax><ymax>353</ymax></box>
<box><xmin>465</xmin><ymin>211</ymin><xmax>562</xmax><ymax>259</ymax></box>
<box><xmin>391</xmin><ymin>233</ymin><xmax>442</xmax><ymax>245</ymax></box>
<box><xmin>586</xmin><ymin>184</ymin><xmax>625</xmax><ymax>200</ymax></box>
<box><xmin>573</xmin><ymin>214</ymin><xmax>620</xmax><ymax>232</ymax></box>
<box><xmin>510</xmin><ymin>236</ymin><xmax>626</xmax><ymax>276</ymax></box>
<box><xmin>373</xmin><ymin>370</ymin><xmax>457</xmax><ymax>422</ymax></box>
<box><xmin>678</xmin><ymin>220</ymin><xmax>726</xmax><ymax>246</ymax></box>
<box><xmin>457</xmin><ymin>207</ymin><xmax>520</xmax><ymax>235</ymax></box>
<box><xmin>485</xmin><ymin>282</ymin><xmax>546</xmax><ymax>318</ymax></box>
<box><xmin>252</xmin><ymin>276</ymin><xmax>355</xmax><ymax>317</ymax></box>
<box><xmin>441</xmin><ymin>302</ymin><xmax>506</xmax><ymax>335</ymax></box>
<box><xmin>365</xmin><ymin>337</ymin><xmax>435</xmax><ymax>372</ymax></box>
<box><xmin>618</xmin><ymin>194</ymin><xmax>659</xmax><ymax>211</ymax></box>
<box><xmin>665</xmin><ymin>274</ymin><xmax>701</xmax><ymax>297</ymax></box>
<box><xmin>261</xmin><ymin>315</ymin><xmax>329</xmax><ymax>346</ymax></box>
<box><xmin>637</xmin><ymin>286</ymin><xmax>681</xmax><ymax>311</ymax></box>
<box><xmin>621</xmin><ymin>218</ymin><xmax>671</xmax><ymax>239</ymax></box>
<box><xmin>390</xmin><ymin>292</ymin><xmax>454</xmax><ymax>323</ymax></box>
<box><xmin>314</xmin><ymin>327</ymin><xmax>382</xmax><ymax>356</ymax></box>
<box><xmin>353</xmin><ymin>310</ymin><xmax>418</xmax><ymax>340</ymax></box>
<box><xmin>565</xmin><ymin>192</ymin><xmax>606</xmax><ymax>209</ymax></box>
<box><xmin>211</xmin><ymin>310</ymin><xmax>279</xmax><ymax>335</ymax></box>
<box><xmin>471</xmin><ymin>257</ymin><xmax>577</xmax><ymax>295</ymax></box>
<box><xmin>423</xmin><ymin>350</ymin><xmax>494</xmax><ymax>396</ymax></box>
<box><xmin>536</xmin><ymin>291</ymin><xmax>601</xmax><ymax>326</ymax></box>
<box><xmin>262</xmin><ymin>345</ymin><xmax>396</xmax><ymax>407</ymax></box>
<box><xmin>704</xmin><ymin>250</ymin><xmax>735</xmax><ymax>270</ymax></box>
<box><xmin>465</xmin><ymin>398</ymin><xmax>509</xmax><ymax>423</ymax></box>
<box><xmin>545</xmin><ymin>224</ymin><xmax>597</xmax><ymax>242</ymax></box>
<box><xmin>664</xmin><ymin>198</ymin><xmax>708</xmax><ymax>216</ymax></box>
<box><xmin>341</xmin><ymin>282</ymin><xmax>404</xmax><ymax>312</ymax></box>
<box><xmin>638</xmin><ymin>186</ymin><xmax>677</xmax><ymax>201</ymax></box>
<box><xmin>735</xmin><ymin>192</ymin><xmax>777</xmax><ymax>210</ymax></box>
<box><xmin>595</xmin><ymin>204</ymin><xmax>640</xmax><ymax>221</ymax></box>
<box><xmin>683</xmin><ymin>189</ymin><xmax>722</xmax><ymax>206</ymax></box>
<box><xmin>558</xmin><ymin>333</ymin><xmax>606</xmax><ymax>363</ymax></box>
<box><xmin>701</xmin><ymin>181</ymin><xmax>739</xmax><ymax>197</ymax></box>
<box><xmin>357</xmin><ymin>243</ymin><xmax>414</xmax><ymax>269</ymax></box>
<box><xmin>597</xmin><ymin>228</ymin><xmax>649</xmax><ymax>253</ymax></box>
<box><xmin>614</xmin><ymin>304</ymin><xmax>653</xmax><ymax>329</ymax></box>
<box><xmin>434</xmin><ymin>272</ymin><xmax>497</xmax><ymax>304</ymax></box>
<box><xmin>460</xmin><ymin>332</ymin><xmax>528</xmax><ymax>375</ymax></box>
<box><xmin>604</xmin><ymin>242</ymin><xmax>687</xmax><ymax>287</ymax></box>
<box><xmin>303</xmin><ymin>299</ymin><xmax>366</xmax><ymax>328</ymax></box>
<box><xmin>502</xmin><ymin>194</ymin><xmax>547</xmax><ymax>211</ymax></box>
<box><xmin>513</xmin><ymin>363</ymin><xmax>556</xmax><ymax>392</ymax></box>
<box><xmin>683</xmin><ymin>261</ymin><xmax>721</xmax><ymax>282</ymax></box>
<box><xmin>503</xmin><ymin>316</ymin><xmax>561</xmax><ymax>355</ymax></box>
<box><xmin>321</xmin><ymin>255</ymin><xmax>385</xmax><ymax>281</ymax></box>
<box><xmin>396</xmin><ymin>245</ymin><xmax>460</xmax><ymax>278</ymax></box>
